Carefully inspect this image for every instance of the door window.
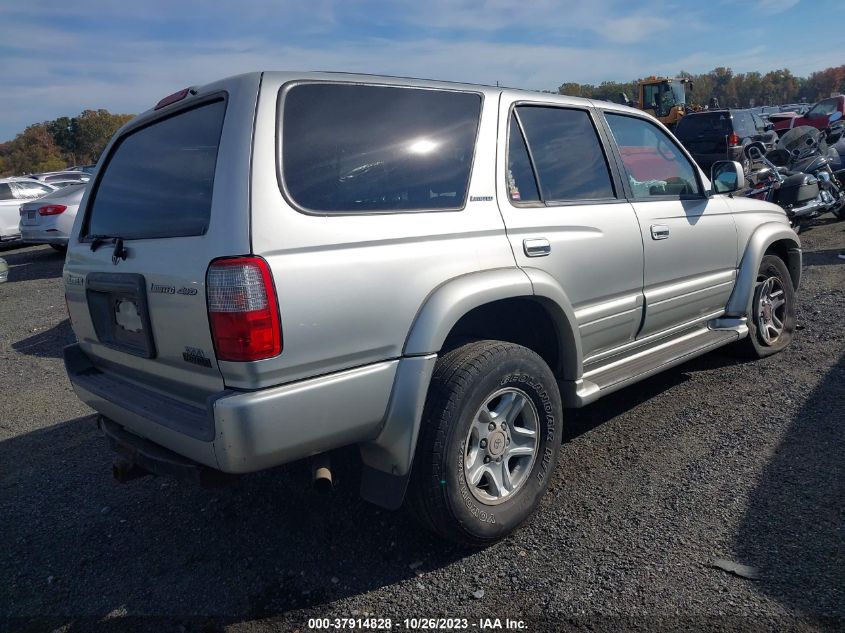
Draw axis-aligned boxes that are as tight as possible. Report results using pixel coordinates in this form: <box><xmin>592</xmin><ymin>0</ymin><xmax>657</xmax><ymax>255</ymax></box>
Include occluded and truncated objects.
<box><xmin>605</xmin><ymin>113</ymin><xmax>702</xmax><ymax>198</ymax></box>
<box><xmin>0</xmin><ymin>183</ymin><xmax>13</xmax><ymax>200</ymax></box>
<box><xmin>512</xmin><ymin>106</ymin><xmax>615</xmax><ymax>203</ymax></box>
<box><xmin>506</xmin><ymin>113</ymin><xmax>540</xmax><ymax>202</ymax></box>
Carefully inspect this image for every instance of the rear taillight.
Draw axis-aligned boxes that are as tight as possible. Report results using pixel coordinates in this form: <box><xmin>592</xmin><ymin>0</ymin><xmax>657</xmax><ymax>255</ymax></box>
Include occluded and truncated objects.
<box><xmin>206</xmin><ymin>256</ymin><xmax>282</xmax><ymax>362</ymax></box>
<box><xmin>727</xmin><ymin>132</ymin><xmax>740</xmax><ymax>147</ymax></box>
<box><xmin>38</xmin><ymin>204</ymin><xmax>67</xmax><ymax>216</ymax></box>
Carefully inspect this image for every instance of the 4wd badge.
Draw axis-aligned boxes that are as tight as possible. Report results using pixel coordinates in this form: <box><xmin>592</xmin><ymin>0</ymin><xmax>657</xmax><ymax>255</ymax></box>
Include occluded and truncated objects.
<box><xmin>183</xmin><ymin>346</ymin><xmax>212</xmax><ymax>368</ymax></box>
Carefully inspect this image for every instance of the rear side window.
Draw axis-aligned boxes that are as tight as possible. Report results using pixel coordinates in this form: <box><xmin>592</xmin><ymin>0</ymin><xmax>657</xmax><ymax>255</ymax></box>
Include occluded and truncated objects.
<box><xmin>514</xmin><ymin>106</ymin><xmax>615</xmax><ymax>202</ymax></box>
<box><xmin>85</xmin><ymin>99</ymin><xmax>225</xmax><ymax>240</ymax></box>
<box><xmin>732</xmin><ymin>111</ymin><xmax>755</xmax><ymax>137</ymax></box>
<box><xmin>506</xmin><ymin>113</ymin><xmax>540</xmax><ymax>202</ymax></box>
<box><xmin>281</xmin><ymin>84</ymin><xmax>482</xmax><ymax>213</ymax></box>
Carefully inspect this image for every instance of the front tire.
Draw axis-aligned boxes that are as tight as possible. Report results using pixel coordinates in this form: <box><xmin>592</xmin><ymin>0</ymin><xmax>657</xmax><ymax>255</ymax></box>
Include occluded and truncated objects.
<box><xmin>407</xmin><ymin>341</ymin><xmax>562</xmax><ymax>546</ymax></box>
<box><xmin>737</xmin><ymin>255</ymin><xmax>796</xmax><ymax>358</ymax></box>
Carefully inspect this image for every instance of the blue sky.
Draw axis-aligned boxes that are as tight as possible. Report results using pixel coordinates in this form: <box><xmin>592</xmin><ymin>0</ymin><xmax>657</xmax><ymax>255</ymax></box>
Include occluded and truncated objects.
<box><xmin>0</xmin><ymin>0</ymin><xmax>839</xmax><ymax>141</ymax></box>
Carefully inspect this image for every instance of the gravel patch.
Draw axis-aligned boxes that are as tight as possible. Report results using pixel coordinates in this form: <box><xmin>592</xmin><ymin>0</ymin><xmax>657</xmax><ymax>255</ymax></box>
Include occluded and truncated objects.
<box><xmin>1</xmin><ymin>218</ymin><xmax>843</xmax><ymax>632</ymax></box>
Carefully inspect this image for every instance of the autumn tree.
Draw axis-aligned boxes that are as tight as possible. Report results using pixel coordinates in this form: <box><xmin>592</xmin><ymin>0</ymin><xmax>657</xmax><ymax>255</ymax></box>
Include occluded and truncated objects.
<box><xmin>0</xmin><ymin>109</ymin><xmax>134</xmax><ymax>176</ymax></box>
<box><xmin>1</xmin><ymin>124</ymin><xmax>65</xmax><ymax>175</ymax></box>
<box><xmin>71</xmin><ymin>109</ymin><xmax>134</xmax><ymax>164</ymax></box>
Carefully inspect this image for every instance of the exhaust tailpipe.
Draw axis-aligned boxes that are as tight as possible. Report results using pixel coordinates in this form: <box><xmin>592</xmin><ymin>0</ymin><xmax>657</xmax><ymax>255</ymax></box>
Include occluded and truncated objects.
<box><xmin>311</xmin><ymin>453</ymin><xmax>333</xmax><ymax>493</ymax></box>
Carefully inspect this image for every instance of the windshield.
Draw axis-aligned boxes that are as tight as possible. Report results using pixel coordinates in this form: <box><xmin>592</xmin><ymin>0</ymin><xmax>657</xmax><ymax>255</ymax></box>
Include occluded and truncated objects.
<box><xmin>39</xmin><ymin>183</ymin><xmax>86</xmax><ymax>201</ymax></box>
<box><xmin>669</xmin><ymin>82</ymin><xmax>686</xmax><ymax>106</ymax></box>
<box><xmin>778</xmin><ymin>125</ymin><xmax>824</xmax><ymax>159</ymax></box>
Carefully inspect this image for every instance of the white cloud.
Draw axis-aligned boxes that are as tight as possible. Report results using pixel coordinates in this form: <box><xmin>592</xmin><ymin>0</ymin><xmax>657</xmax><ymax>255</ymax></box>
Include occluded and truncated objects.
<box><xmin>755</xmin><ymin>0</ymin><xmax>800</xmax><ymax>13</ymax></box>
<box><xmin>601</xmin><ymin>16</ymin><xmax>672</xmax><ymax>44</ymax></box>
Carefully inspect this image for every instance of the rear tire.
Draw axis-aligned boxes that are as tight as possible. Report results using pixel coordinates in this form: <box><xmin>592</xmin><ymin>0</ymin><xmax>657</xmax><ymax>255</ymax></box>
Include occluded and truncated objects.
<box><xmin>736</xmin><ymin>255</ymin><xmax>796</xmax><ymax>358</ymax></box>
<box><xmin>407</xmin><ymin>340</ymin><xmax>562</xmax><ymax>546</ymax></box>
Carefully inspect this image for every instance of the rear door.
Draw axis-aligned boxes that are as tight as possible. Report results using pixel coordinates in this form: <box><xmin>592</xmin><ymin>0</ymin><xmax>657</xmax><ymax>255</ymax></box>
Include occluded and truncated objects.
<box><xmin>496</xmin><ymin>97</ymin><xmax>645</xmax><ymax>360</ymax></box>
<box><xmin>64</xmin><ymin>74</ymin><xmax>260</xmax><ymax>406</ymax></box>
<box><xmin>601</xmin><ymin>111</ymin><xmax>738</xmax><ymax>338</ymax></box>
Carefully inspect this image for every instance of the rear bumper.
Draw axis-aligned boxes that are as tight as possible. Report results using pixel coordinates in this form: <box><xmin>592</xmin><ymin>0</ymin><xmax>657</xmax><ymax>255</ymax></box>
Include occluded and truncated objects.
<box><xmin>20</xmin><ymin>226</ymin><xmax>68</xmax><ymax>245</ymax></box>
<box><xmin>64</xmin><ymin>344</ymin><xmax>398</xmax><ymax>474</ymax></box>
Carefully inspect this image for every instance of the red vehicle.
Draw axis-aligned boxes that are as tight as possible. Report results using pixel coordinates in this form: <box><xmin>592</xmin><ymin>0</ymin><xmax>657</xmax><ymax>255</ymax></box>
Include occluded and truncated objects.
<box><xmin>773</xmin><ymin>95</ymin><xmax>845</xmax><ymax>134</ymax></box>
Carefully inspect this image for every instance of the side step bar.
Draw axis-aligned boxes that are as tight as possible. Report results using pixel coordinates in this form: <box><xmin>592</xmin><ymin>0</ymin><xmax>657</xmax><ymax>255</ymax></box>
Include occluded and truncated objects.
<box><xmin>563</xmin><ymin>324</ymin><xmax>746</xmax><ymax>407</ymax></box>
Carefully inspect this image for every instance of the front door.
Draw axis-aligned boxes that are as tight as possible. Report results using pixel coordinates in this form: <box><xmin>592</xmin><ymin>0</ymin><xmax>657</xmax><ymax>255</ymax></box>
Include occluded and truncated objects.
<box><xmin>601</xmin><ymin>111</ymin><xmax>738</xmax><ymax>338</ymax></box>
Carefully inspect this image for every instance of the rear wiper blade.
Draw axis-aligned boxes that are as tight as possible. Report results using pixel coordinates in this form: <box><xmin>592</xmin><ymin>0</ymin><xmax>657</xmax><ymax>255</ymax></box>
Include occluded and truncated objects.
<box><xmin>89</xmin><ymin>234</ymin><xmax>116</xmax><ymax>252</ymax></box>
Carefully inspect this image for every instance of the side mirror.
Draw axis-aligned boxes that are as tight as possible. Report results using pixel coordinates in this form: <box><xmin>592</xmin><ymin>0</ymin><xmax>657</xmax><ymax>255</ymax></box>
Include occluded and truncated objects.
<box><xmin>830</xmin><ymin>111</ymin><xmax>843</xmax><ymax>124</ymax></box>
<box><xmin>711</xmin><ymin>160</ymin><xmax>746</xmax><ymax>194</ymax></box>
<box><xmin>765</xmin><ymin>122</ymin><xmax>775</xmax><ymax>131</ymax></box>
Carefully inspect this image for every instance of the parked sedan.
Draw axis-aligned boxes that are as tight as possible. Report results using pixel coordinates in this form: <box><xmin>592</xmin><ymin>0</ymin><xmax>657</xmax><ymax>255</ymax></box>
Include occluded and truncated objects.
<box><xmin>19</xmin><ymin>183</ymin><xmax>86</xmax><ymax>252</ymax></box>
<box><xmin>0</xmin><ymin>178</ymin><xmax>55</xmax><ymax>242</ymax></box>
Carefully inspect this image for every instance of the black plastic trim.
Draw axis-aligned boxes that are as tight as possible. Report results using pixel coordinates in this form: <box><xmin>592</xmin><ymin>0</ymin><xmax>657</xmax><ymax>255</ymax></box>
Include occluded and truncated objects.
<box><xmin>64</xmin><ymin>344</ymin><xmax>215</xmax><ymax>441</ymax></box>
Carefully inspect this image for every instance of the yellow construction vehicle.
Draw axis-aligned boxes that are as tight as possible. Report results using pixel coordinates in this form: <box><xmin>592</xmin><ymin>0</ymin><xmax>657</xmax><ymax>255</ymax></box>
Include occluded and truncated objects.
<box><xmin>636</xmin><ymin>76</ymin><xmax>695</xmax><ymax>129</ymax></box>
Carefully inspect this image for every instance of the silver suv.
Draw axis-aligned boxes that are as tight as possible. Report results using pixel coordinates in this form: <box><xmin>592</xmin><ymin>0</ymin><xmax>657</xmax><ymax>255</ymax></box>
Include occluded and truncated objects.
<box><xmin>63</xmin><ymin>72</ymin><xmax>801</xmax><ymax>546</ymax></box>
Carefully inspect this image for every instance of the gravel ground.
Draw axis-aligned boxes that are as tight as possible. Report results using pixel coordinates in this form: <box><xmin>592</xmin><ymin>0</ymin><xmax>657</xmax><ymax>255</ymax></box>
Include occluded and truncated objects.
<box><xmin>0</xmin><ymin>218</ymin><xmax>842</xmax><ymax>633</ymax></box>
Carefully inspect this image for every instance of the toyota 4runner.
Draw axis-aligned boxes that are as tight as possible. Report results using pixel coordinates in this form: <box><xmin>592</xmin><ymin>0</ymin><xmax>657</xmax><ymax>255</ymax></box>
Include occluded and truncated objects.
<box><xmin>63</xmin><ymin>72</ymin><xmax>801</xmax><ymax>545</ymax></box>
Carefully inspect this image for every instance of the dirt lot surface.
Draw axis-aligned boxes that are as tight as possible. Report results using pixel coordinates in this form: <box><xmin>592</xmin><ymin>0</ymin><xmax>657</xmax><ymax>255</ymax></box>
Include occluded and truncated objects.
<box><xmin>1</xmin><ymin>218</ymin><xmax>842</xmax><ymax>633</ymax></box>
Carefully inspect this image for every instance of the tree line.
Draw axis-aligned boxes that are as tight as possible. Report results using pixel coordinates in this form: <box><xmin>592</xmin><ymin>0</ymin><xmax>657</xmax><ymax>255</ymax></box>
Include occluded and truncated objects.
<box><xmin>557</xmin><ymin>64</ymin><xmax>845</xmax><ymax>108</ymax></box>
<box><xmin>0</xmin><ymin>109</ymin><xmax>134</xmax><ymax>177</ymax></box>
<box><xmin>2</xmin><ymin>64</ymin><xmax>843</xmax><ymax>177</ymax></box>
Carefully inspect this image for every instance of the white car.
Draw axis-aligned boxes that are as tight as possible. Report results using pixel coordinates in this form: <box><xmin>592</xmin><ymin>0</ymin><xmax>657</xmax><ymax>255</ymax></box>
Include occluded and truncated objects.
<box><xmin>0</xmin><ymin>178</ymin><xmax>55</xmax><ymax>242</ymax></box>
<box><xmin>19</xmin><ymin>183</ymin><xmax>86</xmax><ymax>252</ymax></box>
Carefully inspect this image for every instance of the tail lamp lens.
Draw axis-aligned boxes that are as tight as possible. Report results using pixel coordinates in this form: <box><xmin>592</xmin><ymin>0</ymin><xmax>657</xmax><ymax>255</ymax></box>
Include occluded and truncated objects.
<box><xmin>39</xmin><ymin>205</ymin><xmax>67</xmax><ymax>216</ymax></box>
<box><xmin>206</xmin><ymin>257</ymin><xmax>282</xmax><ymax>362</ymax></box>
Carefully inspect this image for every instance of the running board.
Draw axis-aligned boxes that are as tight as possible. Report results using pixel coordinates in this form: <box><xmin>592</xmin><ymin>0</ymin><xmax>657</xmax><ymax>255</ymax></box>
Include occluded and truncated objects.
<box><xmin>562</xmin><ymin>325</ymin><xmax>745</xmax><ymax>407</ymax></box>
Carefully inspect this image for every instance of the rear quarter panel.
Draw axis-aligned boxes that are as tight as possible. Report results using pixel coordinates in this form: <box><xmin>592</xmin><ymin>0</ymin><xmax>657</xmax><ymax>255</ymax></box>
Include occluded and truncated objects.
<box><xmin>242</xmin><ymin>73</ymin><xmax>516</xmax><ymax>389</ymax></box>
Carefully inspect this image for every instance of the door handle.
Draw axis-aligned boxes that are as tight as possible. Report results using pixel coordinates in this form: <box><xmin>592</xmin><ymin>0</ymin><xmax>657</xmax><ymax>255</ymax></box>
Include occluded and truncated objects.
<box><xmin>650</xmin><ymin>224</ymin><xmax>670</xmax><ymax>240</ymax></box>
<box><xmin>523</xmin><ymin>238</ymin><xmax>551</xmax><ymax>257</ymax></box>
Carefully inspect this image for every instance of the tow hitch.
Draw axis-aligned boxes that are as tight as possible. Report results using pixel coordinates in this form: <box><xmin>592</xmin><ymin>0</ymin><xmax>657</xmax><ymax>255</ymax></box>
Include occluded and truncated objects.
<box><xmin>99</xmin><ymin>416</ymin><xmax>233</xmax><ymax>488</ymax></box>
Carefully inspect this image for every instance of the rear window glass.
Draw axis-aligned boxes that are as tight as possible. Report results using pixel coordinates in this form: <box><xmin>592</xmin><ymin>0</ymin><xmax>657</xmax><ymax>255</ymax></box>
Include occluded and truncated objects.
<box><xmin>85</xmin><ymin>100</ymin><xmax>225</xmax><ymax>239</ymax></box>
<box><xmin>674</xmin><ymin>113</ymin><xmax>731</xmax><ymax>139</ymax></box>
<box><xmin>281</xmin><ymin>84</ymin><xmax>482</xmax><ymax>213</ymax></box>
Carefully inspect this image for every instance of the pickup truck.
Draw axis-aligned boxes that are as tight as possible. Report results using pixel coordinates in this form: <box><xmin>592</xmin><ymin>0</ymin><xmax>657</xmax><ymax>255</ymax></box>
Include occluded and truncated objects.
<box><xmin>773</xmin><ymin>95</ymin><xmax>845</xmax><ymax>134</ymax></box>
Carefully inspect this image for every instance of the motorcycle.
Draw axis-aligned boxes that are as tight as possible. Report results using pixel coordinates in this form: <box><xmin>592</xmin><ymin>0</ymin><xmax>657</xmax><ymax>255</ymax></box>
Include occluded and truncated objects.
<box><xmin>742</xmin><ymin>112</ymin><xmax>845</xmax><ymax>229</ymax></box>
